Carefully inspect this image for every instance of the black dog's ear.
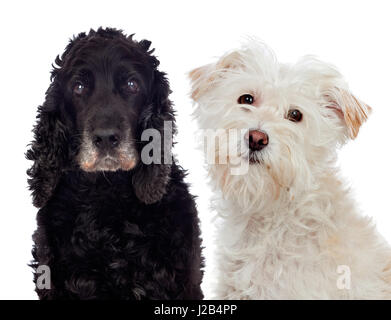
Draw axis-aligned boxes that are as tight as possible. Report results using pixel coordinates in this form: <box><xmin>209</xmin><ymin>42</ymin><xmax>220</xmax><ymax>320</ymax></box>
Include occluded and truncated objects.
<box><xmin>26</xmin><ymin>33</ymin><xmax>87</xmax><ymax>208</ymax></box>
<box><xmin>132</xmin><ymin>162</ymin><xmax>172</xmax><ymax>205</ymax></box>
<box><xmin>26</xmin><ymin>81</ymin><xmax>70</xmax><ymax>208</ymax></box>
<box><xmin>132</xmin><ymin>70</ymin><xmax>175</xmax><ymax>205</ymax></box>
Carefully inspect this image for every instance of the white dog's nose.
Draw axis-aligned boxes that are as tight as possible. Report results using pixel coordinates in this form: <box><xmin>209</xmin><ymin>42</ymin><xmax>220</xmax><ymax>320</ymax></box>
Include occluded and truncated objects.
<box><xmin>247</xmin><ymin>130</ymin><xmax>269</xmax><ymax>151</ymax></box>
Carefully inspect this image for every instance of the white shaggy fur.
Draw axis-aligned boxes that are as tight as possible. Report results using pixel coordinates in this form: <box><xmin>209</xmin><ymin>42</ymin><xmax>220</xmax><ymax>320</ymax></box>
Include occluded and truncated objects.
<box><xmin>189</xmin><ymin>42</ymin><xmax>391</xmax><ymax>299</ymax></box>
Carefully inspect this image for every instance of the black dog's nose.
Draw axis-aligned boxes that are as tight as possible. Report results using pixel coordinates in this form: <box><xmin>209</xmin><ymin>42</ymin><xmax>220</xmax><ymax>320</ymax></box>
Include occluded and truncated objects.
<box><xmin>92</xmin><ymin>129</ymin><xmax>121</xmax><ymax>150</ymax></box>
<box><xmin>248</xmin><ymin>130</ymin><xmax>269</xmax><ymax>151</ymax></box>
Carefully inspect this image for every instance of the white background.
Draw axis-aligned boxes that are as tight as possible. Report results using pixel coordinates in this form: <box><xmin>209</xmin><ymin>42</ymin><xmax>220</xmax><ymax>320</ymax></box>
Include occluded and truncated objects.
<box><xmin>0</xmin><ymin>0</ymin><xmax>390</xmax><ymax>299</ymax></box>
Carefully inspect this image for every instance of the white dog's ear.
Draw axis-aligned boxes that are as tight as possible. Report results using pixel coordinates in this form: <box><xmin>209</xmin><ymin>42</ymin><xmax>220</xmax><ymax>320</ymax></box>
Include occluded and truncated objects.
<box><xmin>189</xmin><ymin>51</ymin><xmax>243</xmax><ymax>101</ymax></box>
<box><xmin>323</xmin><ymin>87</ymin><xmax>372</xmax><ymax>139</ymax></box>
<box><xmin>188</xmin><ymin>64</ymin><xmax>213</xmax><ymax>101</ymax></box>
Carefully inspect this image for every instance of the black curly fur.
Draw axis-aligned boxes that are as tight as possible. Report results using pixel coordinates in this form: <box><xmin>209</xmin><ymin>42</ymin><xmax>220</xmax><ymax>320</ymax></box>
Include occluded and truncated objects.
<box><xmin>27</xmin><ymin>27</ymin><xmax>203</xmax><ymax>299</ymax></box>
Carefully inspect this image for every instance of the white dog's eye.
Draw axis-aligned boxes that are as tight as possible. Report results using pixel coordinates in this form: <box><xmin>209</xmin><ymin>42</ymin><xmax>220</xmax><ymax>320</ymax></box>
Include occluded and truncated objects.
<box><xmin>238</xmin><ymin>94</ymin><xmax>254</xmax><ymax>105</ymax></box>
<box><xmin>287</xmin><ymin>109</ymin><xmax>303</xmax><ymax>122</ymax></box>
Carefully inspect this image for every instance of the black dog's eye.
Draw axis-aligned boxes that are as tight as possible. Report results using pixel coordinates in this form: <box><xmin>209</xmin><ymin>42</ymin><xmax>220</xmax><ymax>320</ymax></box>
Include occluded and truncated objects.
<box><xmin>238</xmin><ymin>94</ymin><xmax>254</xmax><ymax>105</ymax></box>
<box><xmin>287</xmin><ymin>109</ymin><xmax>303</xmax><ymax>122</ymax></box>
<box><xmin>123</xmin><ymin>78</ymin><xmax>140</xmax><ymax>94</ymax></box>
<box><xmin>73</xmin><ymin>82</ymin><xmax>86</xmax><ymax>96</ymax></box>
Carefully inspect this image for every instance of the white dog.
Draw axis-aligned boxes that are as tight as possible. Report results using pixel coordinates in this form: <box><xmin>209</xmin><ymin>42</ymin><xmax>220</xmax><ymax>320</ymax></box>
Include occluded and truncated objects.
<box><xmin>189</xmin><ymin>42</ymin><xmax>391</xmax><ymax>299</ymax></box>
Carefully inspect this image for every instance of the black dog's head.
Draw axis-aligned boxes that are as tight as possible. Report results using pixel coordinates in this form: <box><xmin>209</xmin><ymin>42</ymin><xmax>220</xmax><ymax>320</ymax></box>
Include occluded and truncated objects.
<box><xmin>27</xmin><ymin>28</ymin><xmax>175</xmax><ymax>207</ymax></box>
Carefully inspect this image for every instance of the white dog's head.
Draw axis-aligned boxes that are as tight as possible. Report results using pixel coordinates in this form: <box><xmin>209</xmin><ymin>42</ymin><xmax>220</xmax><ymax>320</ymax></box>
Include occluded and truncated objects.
<box><xmin>189</xmin><ymin>42</ymin><xmax>371</xmax><ymax>211</ymax></box>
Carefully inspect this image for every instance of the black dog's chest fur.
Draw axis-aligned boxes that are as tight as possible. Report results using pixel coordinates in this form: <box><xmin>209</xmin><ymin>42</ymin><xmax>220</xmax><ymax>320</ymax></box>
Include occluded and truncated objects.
<box><xmin>32</xmin><ymin>165</ymin><xmax>203</xmax><ymax>299</ymax></box>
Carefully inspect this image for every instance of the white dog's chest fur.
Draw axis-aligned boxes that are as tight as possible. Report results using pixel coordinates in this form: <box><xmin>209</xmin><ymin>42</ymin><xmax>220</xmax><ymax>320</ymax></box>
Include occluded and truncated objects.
<box><xmin>214</xmin><ymin>177</ymin><xmax>391</xmax><ymax>300</ymax></box>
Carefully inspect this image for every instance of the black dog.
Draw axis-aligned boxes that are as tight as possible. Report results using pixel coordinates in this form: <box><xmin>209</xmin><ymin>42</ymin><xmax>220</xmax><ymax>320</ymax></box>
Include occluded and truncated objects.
<box><xmin>27</xmin><ymin>28</ymin><xmax>203</xmax><ymax>299</ymax></box>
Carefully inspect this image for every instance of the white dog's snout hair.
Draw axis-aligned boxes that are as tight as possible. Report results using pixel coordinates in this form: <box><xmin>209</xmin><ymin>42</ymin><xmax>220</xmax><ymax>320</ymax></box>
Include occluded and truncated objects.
<box><xmin>188</xmin><ymin>41</ymin><xmax>391</xmax><ymax>299</ymax></box>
